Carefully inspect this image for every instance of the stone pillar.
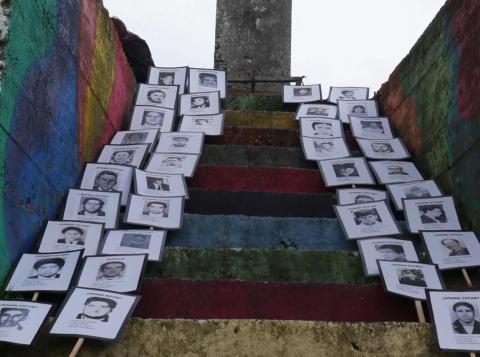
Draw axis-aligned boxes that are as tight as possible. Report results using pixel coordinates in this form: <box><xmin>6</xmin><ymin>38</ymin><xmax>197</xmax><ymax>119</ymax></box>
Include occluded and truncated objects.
<box><xmin>214</xmin><ymin>0</ymin><xmax>292</xmax><ymax>91</ymax></box>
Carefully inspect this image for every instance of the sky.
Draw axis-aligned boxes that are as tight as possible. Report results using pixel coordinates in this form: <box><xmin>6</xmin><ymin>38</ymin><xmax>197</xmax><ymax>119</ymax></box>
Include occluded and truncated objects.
<box><xmin>104</xmin><ymin>0</ymin><xmax>445</xmax><ymax>92</ymax></box>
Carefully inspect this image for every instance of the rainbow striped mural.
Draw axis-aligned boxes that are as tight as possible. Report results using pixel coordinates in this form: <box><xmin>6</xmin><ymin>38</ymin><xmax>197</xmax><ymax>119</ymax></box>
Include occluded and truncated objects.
<box><xmin>0</xmin><ymin>0</ymin><xmax>135</xmax><ymax>281</ymax></box>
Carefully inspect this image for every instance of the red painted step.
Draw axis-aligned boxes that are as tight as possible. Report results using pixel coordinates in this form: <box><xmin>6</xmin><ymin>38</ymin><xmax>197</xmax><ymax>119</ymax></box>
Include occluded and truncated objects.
<box><xmin>188</xmin><ymin>165</ymin><xmax>330</xmax><ymax>193</ymax></box>
<box><xmin>135</xmin><ymin>278</ymin><xmax>418</xmax><ymax>322</ymax></box>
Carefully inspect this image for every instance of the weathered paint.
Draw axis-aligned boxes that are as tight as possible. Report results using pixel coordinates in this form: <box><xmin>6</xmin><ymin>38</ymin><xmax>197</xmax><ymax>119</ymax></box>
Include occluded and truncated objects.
<box><xmin>0</xmin><ymin>0</ymin><xmax>135</xmax><ymax>281</ymax></box>
<box><xmin>377</xmin><ymin>0</ymin><xmax>480</xmax><ymax>234</ymax></box>
<box><xmin>225</xmin><ymin>110</ymin><xmax>296</xmax><ymax>129</ymax></box>
<box><xmin>206</xmin><ymin>127</ymin><xmax>301</xmax><ymax>147</ymax></box>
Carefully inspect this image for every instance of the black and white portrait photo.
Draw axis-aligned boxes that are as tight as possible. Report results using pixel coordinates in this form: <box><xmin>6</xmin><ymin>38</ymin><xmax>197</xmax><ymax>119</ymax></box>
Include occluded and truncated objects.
<box><xmin>180</xmin><ymin>91</ymin><xmax>221</xmax><ymax>116</ymax></box>
<box><xmin>5</xmin><ymin>251</ymin><xmax>82</xmax><ymax>292</ymax></box>
<box><xmin>188</xmin><ymin>68</ymin><xmax>226</xmax><ymax>98</ymax></box>
<box><xmin>283</xmin><ymin>84</ymin><xmax>322</xmax><ymax>103</ymax></box>
<box><xmin>76</xmin><ymin>254</ymin><xmax>147</xmax><ymax>293</ymax></box>
<box><xmin>155</xmin><ymin>132</ymin><xmax>204</xmax><ymax>155</ymax></box>
<box><xmin>403</xmin><ymin>196</ymin><xmax>462</xmax><ymax>233</ymax></box>
<box><xmin>134</xmin><ymin>169</ymin><xmax>188</xmax><ymax>198</ymax></box>
<box><xmin>49</xmin><ymin>287</ymin><xmax>140</xmax><ymax>341</ymax></box>
<box><xmin>349</xmin><ymin>116</ymin><xmax>394</xmax><ymax>140</ymax></box>
<box><xmin>301</xmin><ymin>137</ymin><xmax>350</xmax><ymax>161</ymax></box>
<box><xmin>357</xmin><ymin>238</ymin><xmax>418</xmax><ymax>276</ymax></box>
<box><xmin>334</xmin><ymin>201</ymin><xmax>401</xmax><ymax>239</ymax></box>
<box><xmin>295</xmin><ymin>103</ymin><xmax>337</xmax><ymax>120</ymax></box>
<box><xmin>0</xmin><ymin>300</ymin><xmax>52</xmax><ymax>345</ymax></box>
<box><xmin>386</xmin><ymin>180</ymin><xmax>442</xmax><ymax>210</ymax></box>
<box><xmin>318</xmin><ymin>157</ymin><xmax>376</xmax><ymax>187</ymax></box>
<box><xmin>80</xmin><ymin>163</ymin><xmax>133</xmax><ymax>206</ymax></box>
<box><xmin>96</xmin><ymin>144</ymin><xmax>149</xmax><ymax>169</ymax></box>
<box><xmin>328</xmin><ymin>87</ymin><xmax>369</xmax><ymax>103</ymax></box>
<box><xmin>178</xmin><ymin>113</ymin><xmax>225</xmax><ymax>136</ymax></box>
<box><xmin>336</xmin><ymin>188</ymin><xmax>387</xmax><ymax>205</ymax></box>
<box><xmin>124</xmin><ymin>194</ymin><xmax>184</xmax><ymax>229</ymax></box>
<box><xmin>110</xmin><ymin>129</ymin><xmax>158</xmax><ymax>147</ymax></box>
<box><xmin>128</xmin><ymin>106</ymin><xmax>175</xmax><ymax>132</ymax></box>
<box><xmin>369</xmin><ymin>160</ymin><xmax>424</xmax><ymax>184</ymax></box>
<box><xmin>145</xmin><ymin>153</ymin><xmax>200</xmax><ymax>177</ymax></box>
<box><xmin>377</xmin><ymin>261</ymin><xmax>444</xmax><ymax>300</ymax></box>
<box><xmin>421</xmin><ymin>231</ymin><xmax>480</xmax><ymax>270</ymax></box>
<box><xmin>134</xmin><ymin>84</ymin><xmax>179</xmax><ymax>109</ymax></box>
<box><xmin>62</xmin><ymin>189</ymin><xmax>121</xmax><ymax>229</ymax></box>
<box><xmin>37</xmin><ymin>221</ymin><xmax>104</xmax><ymax>256</ymax></box>
<box><xmin>100</xmin><ymin>229</ymin><xmax>166</xmax><ymax>261</ymax></box>
<box><xmin>337</xmin><ymin>99</ymin><xmax>379</xmax><ymax>123</ymax></box>
<box><xmin>299</xmin><ymin>117</ymin><xmax>343</xmax><ymax>138</ymax></box>
<box><xmin>147</xmin><ymin>66</ymin><xmax>187</xmax><ymax>94</ymax></box>
<box><xmin>357</xmin><ymin>138</ymin><xmax>410</xmax><ymax>160</ymax></box>
<box><xmin>428</xmin><ymin>290</ymin><xmax>480</xmax><ymax>352</ymax></box>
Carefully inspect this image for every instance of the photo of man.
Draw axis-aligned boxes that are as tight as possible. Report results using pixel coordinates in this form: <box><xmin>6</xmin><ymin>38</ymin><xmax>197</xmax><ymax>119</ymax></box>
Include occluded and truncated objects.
<box><xmin>160</xmin><ymin>156</ymin><xmax>185</xmax><ymax>168</ymax></box>
<box><xmin>338</xmin><ymin>90</ymin><xmax>356</xmax><ymax>100</ymax></box>
<box><xmin>418</xmin><ymin>205</ymin><xmax>447</xmax><ymax>224</ymax></box>
<box><xmin>314</xmin><ymin>141</ymin><xmax>334</xmax><ymax>153</ymax></box>
<box><xmin>93</xmin><ymin>171</ymin><xmax>118</xmax><ymax>192</ymax></box>
<box><xmin>293</xmin><ymin>88</ymin><xmax>312</xmax><ymax>96</ymax></box>
<box><xmin>78</xmin><ymin>197</ymin><xmax>106</xmax><ymax>217</ymax></box>
<box><xmin>441</xmin><ymin>238</ymin><xmax>470</xmax><ymax>257</ymax></box>
<box><xmin>353</xmin><ymin>209</ymin><xmax>382</xmax><ymax>227</ymax></box>
<box><xmin>376</xmin><ymin>244</ymin><xmax>406</xmax><ymax>261</ymax></box>
<box><xmin>306</xmin><ymin>107</ymin><xmax>329</xmax><ymax>116</ymax></box>
<box><xmin>0</xmin><ymin>308</ymin><xmax>29</xmax><ymax>330</ymax></box>
<box><xmin>146</xmin><ymin>177</ymin><xmax>170</xmax><ymax>191</ymax></box>
<box><xmin>170</xmin><ymin>136</ymin><xmax>189</xmax><ymax>148</ymax></box>
<box><xmin>360</xmin><ymin>121</ymin><xmax>385</xmax><ymax>134</ymax></box>
<box><xmin>371</xmin><ymin>142</ymin><xmax>394</xmax><ymax>153</ymax></box>
<box><xmin>141</xmin><ymin>111</ymin><xmax>164</xmax><ymax>128</ymax></box>
<box><xmin>354</xmin><ymin>195</ymin><xmax>375</xmax><ymax>204</ymax></box>
<box><xmin>199</xmin><ymin>73</ymin><xmax>217</xmax><ymax>88</ymax></box>
<box><xmin>191</xmin><ymin>96</ymin><xmax>209</xmax><ymax>109</ymax></box>
<box><xmin>142</xmin><ymin>201</ymin><xmax>168</xmax><ymax>218</ymax></box>
<box><xmin>109</xmin><ymin>151</ymin><xmax>133</xmax><ymax>165</ymax></box>
<box><xmin>158</xmin><ymin>72</ymin><xmax>175</xmax><ymax>85</ymax></box>
<box><xmin>96</xmin><ymin>261</ymin><xmax>126</xmax><ymax>281</ymax></box>
<box><xmin>29</xmin><ymin>258</ymin><xmax>65</xmax><ymax>279</ymax></box>
<box><xmin>311</xmin><ymin>122</ymin><xmax>333</xmax><ymax>137</ymax></box>
<box><xmin>333</xmin><ymin>163</ymin><xmax>359</xmax><ymax>177</ymax></box>
<box><xmin>121</xmin><ymin>132</ymin><xmax>148</xmax><ymax>145</ymax></box>
<box><xmin>397</xmin><ymin>268</ymin><xmax>427</xmax><ymax>287</ymax></box>
<box><xmin>120</xmin><ymin>234</ymin><xmax>151</xmax><ymax>249</ymax></box>
<box><xmin>387</xmin><ymin>165</ymin><xmax>410</xmax><ymax>177</ymax></box>
<box><xmin>57</xmin><ymin>227</ymin><xmax>85</xmax><ymax>245</ymax></box>
<box><xmin>451</xmin><ymin>302</ymin><xmax>480</xmax><ymax>334</ymax></box>
<box><xmin>194</xmin><ymin>118</ymin><xmax>212</xmax><ymax>126</ymax></box>
<box><xmin>76</xmin><ymin>297</ymin><xmax>117</xmax><ymax>322</ymax></box>
<box><xmin>146</xmin><ymin>89</ymin><xmax>166</xmax><ymax>104</ymax></box>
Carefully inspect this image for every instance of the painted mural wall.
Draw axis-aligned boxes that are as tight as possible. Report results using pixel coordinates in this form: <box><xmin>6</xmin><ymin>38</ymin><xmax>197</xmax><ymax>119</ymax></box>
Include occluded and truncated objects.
<box><xmin>0</xmin><ymin>0</ymin><xmax>135</xmax><ymax>281</ymax></box>
<box><xmin>377</xmin><ymin>0</ymin><xmax>480</xmax><ymax>235</ymax></box>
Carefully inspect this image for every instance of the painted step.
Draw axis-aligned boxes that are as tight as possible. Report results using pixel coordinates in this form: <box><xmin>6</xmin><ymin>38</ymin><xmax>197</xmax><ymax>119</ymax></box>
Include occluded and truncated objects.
<box><xmin>200</xmin><ymin>145</ymin><xmax>315</xmax><ymax>168</ymax></box>
<box><xmin>184</xmin><ymin>189</ymin><xmax>336</xmax><ymax>217</ymax></box>
<box><xmin>225</xmin><ymin>94</ymin><xmax>294</xmax><ymax>111</ymax></box>
<box><xmin>135</xmin><ymin>278</ymin><xmax>418</xmax><ymax>322</ymax></box>
<box><xmin>206</xmin><ymin>127</ymin><xmax>300</xmax><ymax>147</ymax></box>
<box><xmin>224</xmin><ymin>110</ymin><xmax>296</xmax><ymax>129</ymax></box>
<box><xmin>0</xmin><ymin>319</ymin><xmax>451</xmax><ymax>357</ymax></box>
<box><xmin>168</xmin><ymin>213</ymin><xmax>412</xmax><ymax>251</ymax></box>
<box><xmin>189</xmin><ymin>165</ymin><xmax>328</xmax><ymax>193</ymax></box>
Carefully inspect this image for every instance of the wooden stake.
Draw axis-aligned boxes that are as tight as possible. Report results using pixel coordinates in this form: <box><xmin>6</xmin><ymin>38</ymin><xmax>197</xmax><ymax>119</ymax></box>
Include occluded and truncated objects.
<box><xmin>415</xmin><ymin>300</ymin><xmax>426</xmax><ymax>323</ymax></box>
<box><xmin>32</xmin><ymin>292</ymin><xmax>39</xmax><ymax>302</ymax></box>
<box><xmin>462</xmin><ymin>268</ymin><xmax>473</xmax><ymax>287</ymax></box>
<box><xmin>69</xmin><ymin>338</ymin><xmax>85</xmax><ymax>357</ymax></box>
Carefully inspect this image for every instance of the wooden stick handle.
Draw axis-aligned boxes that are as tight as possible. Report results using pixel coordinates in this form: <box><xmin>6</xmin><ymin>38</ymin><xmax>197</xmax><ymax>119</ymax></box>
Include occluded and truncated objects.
<box><xmin>469</xmin><ymin>352</ymin><xmax>476</xmax><ymax>357</ymax></box>
<box><xmin>462</xmin><ymin>268</ymin><xmax>473</xmax><ymax>287</ymax></box>
<box><xmin>69</xmin><ymin>338</ymin><xmax>85</xmax><ymax>357</ymax></box>
<box><xmin>32</xmin><ymin>292</ymin><xmax>39</xmax><ymax>302</ymax></box>
<box><xmin>415</xmin><ymin>300</ymin><xmax>426</xmax><ymax>323</ymax></box>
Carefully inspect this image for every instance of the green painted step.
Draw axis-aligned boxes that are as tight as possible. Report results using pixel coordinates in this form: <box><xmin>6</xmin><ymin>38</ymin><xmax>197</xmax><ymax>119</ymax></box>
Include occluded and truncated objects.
<box><xmin>225</xmin><ymin>93</ymin><xmax>295</xmax><ymax>111</ymax></box>
<box><xmin>224</xmin><ymin>110</ymin><xmax>297</xmax><ymax>130</ymax></box>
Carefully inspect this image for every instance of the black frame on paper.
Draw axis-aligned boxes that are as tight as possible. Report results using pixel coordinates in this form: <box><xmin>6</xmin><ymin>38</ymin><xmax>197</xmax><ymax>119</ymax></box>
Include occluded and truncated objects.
<box><xmin>282</xmin><ymin>84</ymin><xmax>322</xmax><ymax>104</ymax></box>
<box><xmin>147</xmin><ymin>66</ymin><xmax>188</xmax><ymax>94</ymax></box>
<box><xmin>318</xmin><ymin>157</ymin><xmax>377</xmax><ymax>187</ymax></box>
<box><xmin>295</xmin><ymin>103</ymin><xmax>338</xmax><ymax>120</ymax></box>
<box><xmin>133</xmin><ymin>168</ymin><xmax>189</xmax><ymax>199</ymax></box>
<box><xmin>187</xmin><ymin>67</ymin><xmax>227</xmax><ymax>99</ymax></box>
<box><xmin>356</xmin><ymin>138</ymin><xmax>411</xmax><ymax>160</ymax></box>
<box><xmin>75</xmin><ymin>253</ymin><xmax>148</xmax><ymax>293</ymax></box>
<box><xmin>420</xmin><ymin>230</ymin><xmax>480</xmax><ymax>271</ymax></box>
<box><xmin>98</xmin><ymin>229</ymin><xmax>167</xmax><ymax>262</ymax></box>
<box><xmin>427</xmin><ymin>289</ymin><xmax>480</xmax><ymax>353</ymax></box>
<box><xmin>402</xmin><ymin>195</ymin><xmax>462</xmax><ymax>234</ymax></box>
<box><xmin>357</xmin><ymin>238</ymin><xmax>419</xmax><ymax>277</ymax></box>
<box><xmin>327</xmin><ymin>86</ymin><xmax>370</xmax><ymax>103</ymax></box>
<box><xmin>377</xmin><ymin>260</ymin><xmax>445</xmax><ymax>301</ymax></box>
<box><xmin>3</xmin><ymin>250</ymin><xmax>84</xmax><ymax>294</ymax></box>
<box><xmin>0</xmin><ymin>299</ymin><xmax>54</xmax><ymax>346</ymax></box>
<box><xmin>178</xmin><ymin>113</ymin><xmax>225</xmax><ymax>136</ymax></box>
<box><xmin>386</xmin><ymin>180</ymin><xmax>443</xmax><ymax>211</ymax></box>
<box><xmin>127</xmin><ymin>105</ymin><xmax>176</xmax><ymax>132</ymax></box>
<box><xmin>132</xmin><ymin>83</ymin><xmax>179</xmax><ymax>110</ymax></box>
<box><xmin>333</xmin><ymin>201</ymin><xmax>402</xmax><ymax>240</ymax></box>
<box><xmin>61</xmin><ymin>189</ymin><xmax>122</xmax><ymax>229</ymax></box>
<box><xmin>95</xmin><ymin>144</ymin><xmax>150</xmax><ymax>169</ymax></box>
<box><xmin>179</xmin><ymin>91</ymin><xmax>222</xmax><ymax>116</ymax></box>
<box><xmin>48</xmin><ymin>287</ymin><xmax>141</xmax><ymax>342</ymax></box>
<box><xmin>335</xmin><ymin>187</ymin><xmax>388</xmax><ymax>205</ymax></box>
<box><xmin>144</xmin><ymin>153</ymin><xmax>200</xmax><ymax>178</ymax></box>
<box><xmin>123</xmin><ymin>194</ymin><xmax>185</xmax><ymax>230</ymax></box>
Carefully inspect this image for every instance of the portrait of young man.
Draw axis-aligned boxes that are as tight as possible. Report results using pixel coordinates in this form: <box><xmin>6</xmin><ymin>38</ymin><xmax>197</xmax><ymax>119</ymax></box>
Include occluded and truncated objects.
<box><xmin>441</xmin><ymin>238</ymin><xmax>470</xmax><ymax>257</ymax></box>
<box><xmin>120</xmin><ymin>234</ymin><xmax>151</xmax><ymax>249</ymax></box>
<box><xmin>57</xmin><ymin>227</ymin><xmax>85</xmax><ymax>245</ymax></box>
<box><xmin>418</xmin><ymin>205</ymin><xmax>447</xmax><ymax>224</ymax></box>
<box><xmin>376</xmin><ymin>244</ymin><xmax>406</xmax><ymax>261</ymax></box>
<box><xmin>190</xmin><ymin>96</ymin><xmax>210</xmax><ymax>109</ymax></box>
<box><xmin>353</xmin><ymin>209</ymin><xmax>382</xmax><ymax>227</ymax></box>
<box><xmin>78</xmin><ymin>197</ymin><xmax>106</xmax><ymax>217</ymax></box>
<box><xmin>141</xmin><ymin>111</ymin><xmax>164</xmax><ymax>128</ymax></box>
<box><xmin>96</xmin><ymin>261</ymin><xmax>126</xmax><ymax>281</ymax></box>
<box><xmin>142</xmin><ymin>201</ymin><xmax>168</xmax><ymax>217</ymax></box>
<box><xmin>397</xmin><ymin>268</ymin><xmax>427</xmax><ymax>287</ymax></box>
<box><xmin>76</xmin><ymin>297</ymin><xmax>117</xmax><ymax>322</ymax></box>
<box><xmin>29</xmin><ymin>258</ymin><xmax>65</xmax><ymax>279</ymax></box>
<box><xmin>311</xmin><ymin>121</ymin><xmax>333</xmax><ymax>137</ymax></box>
<box><xmin>198</xmin><ymin>73</ymin><xmax>217</xmax><ymax>88</ymax></box>
<box><xmin>333</xmin><ymin>163</ymin><xmax>359</xmax><ymax>177</ymax></box>
<box><xmin>93</xmin><ymin>171</ymin><xmax>118</xmax><ymax>192</ymax></box>
<box><xmin>0</xmin><ymin>308</ymin><xmax>29</xmax><ymax>330</ymax></box>
<box><xmin>121</xmin><ymin>132</ymin><xmax>148</xmax><ymax>145</ymax></box>
<box><xmin>146</xmin><ymin>177</ymin><xmax>170</xmax><ymax>191</ymax></box>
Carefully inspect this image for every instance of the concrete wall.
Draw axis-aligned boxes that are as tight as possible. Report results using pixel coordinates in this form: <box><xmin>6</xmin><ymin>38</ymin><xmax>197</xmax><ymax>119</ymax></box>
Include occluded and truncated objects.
<box><xmin>215</xmin><ymin>0</ymin><xmax>291</xmax><ymax>90</ymax></box>
<box><xmin>0</xmin><ymin>0</ymin><xmax>135</xmax><ymax>281</ymax></box>
<box><xmin>377</xmin><ymin>0</ymin><xmax>480</xmax><ymax>234</ymax></box>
